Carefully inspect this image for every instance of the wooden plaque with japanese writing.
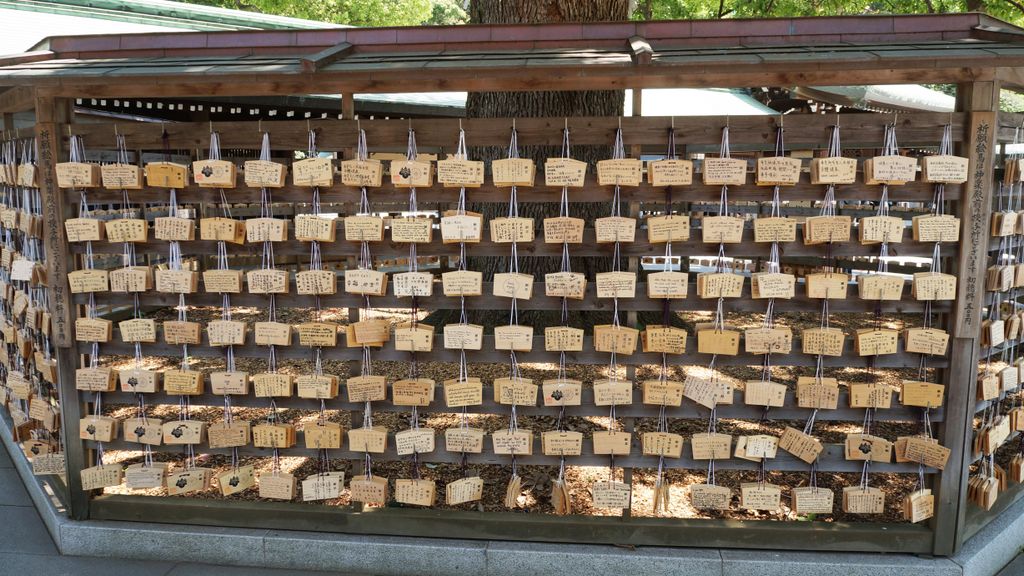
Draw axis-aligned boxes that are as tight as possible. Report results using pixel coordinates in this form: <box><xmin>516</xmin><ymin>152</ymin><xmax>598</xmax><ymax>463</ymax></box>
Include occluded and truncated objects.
<box><xmin>244</xmin><ymin>159</ymin><xmax>287</xmax><ymax>188</ymax></box>
<box><xmin>756</xmin><ymin>156</ymin><xmax>802</xmax><ymax>186</ymax></box>
<box><xmin>101</xmin><ymin>163</ymin><xmax>142</xmax><ymax>189</ymax></box>
<box><xmin>864</xmin><ymin>155</ymin><xmax>918</xmax><ymax>185</ymax></box>
<box><xmin>340</xmin><ymin>159</ymin><xmax>382</xmax><ymax>187</ymax></box>
<box><xmin>193</xmin><ymin>159</ymin><xmax>236</xmax><ymax>188</ymax></box>
<box><xmin>155</xmin><ymin>270</ymin><xmax>197</xmax><ymax>294</ymax></box>
<box><xmin>390</xmin><ymin>159</ymin><xmax>433</xmax><ymax>187</ymax></box>
<box><xmin>145</xmin><ymin>162</ymin><xmax>187</xmax><ymax>188</ymax></box>
<box><xmin>492</xmin><ymin>158</ymin><xmax>535</xmax><ymax>187</ymax></box>
<box><xmin>544</xmin><ymin>157</ymin><xmax>587</xmax><ymax>187</ymax></box>
<box><xmin>200</xmin><ymin>217</ymin><xmax>245</xmax><ymax>244</ymax></box>
<box><xmin>292</xmin><ymin>157</ymin><xmax>333</xmax><ymax>187</ymax></box>
<box><xmin>163</xmin><ymin>320</ymin><xmax>202</xmax><ymax>345</ymax></box>
<box><xmin>702</xmin><ymin>157</ymin><xmax>747</xmax><ymax>185</ymax></box>
<box><xmin>597</xmin><ymin>158</ymin><xmax>642</xmax><ymax>186</ymax></box>
<box><xmin>648</xmin><ymin>158</ymin><xmax>693</xmax><ymax>186</ymax></box>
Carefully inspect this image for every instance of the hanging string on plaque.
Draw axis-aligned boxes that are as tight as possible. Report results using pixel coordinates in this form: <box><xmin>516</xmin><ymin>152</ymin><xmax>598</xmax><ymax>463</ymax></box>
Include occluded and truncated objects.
<box><xmin>502</xmin><ymin>126</ymin><xmax>526</xmax><ymax>509</ymax></box>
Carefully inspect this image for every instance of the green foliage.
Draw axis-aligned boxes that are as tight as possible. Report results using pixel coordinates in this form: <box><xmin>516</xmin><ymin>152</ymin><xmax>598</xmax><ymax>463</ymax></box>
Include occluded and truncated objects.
<box><xmin>632</xmin><ymin>0</ymin><xmax>1024</xmax><ymax>25</ymax></box>
<box><xmin>178</xmin><ymin>0</ymin><xmax>465</xmax><ymax>27</ymax></box>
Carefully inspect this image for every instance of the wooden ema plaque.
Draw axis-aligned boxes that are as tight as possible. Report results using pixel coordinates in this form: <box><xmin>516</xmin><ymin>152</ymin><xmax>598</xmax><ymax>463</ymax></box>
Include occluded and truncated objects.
<box><xmin>542</xmin><ymin>378</ymin><xmax>582</xmax><ymax>407</ymax></box>
<box><xmin>119</xmin><ymin>368</ymin><xmax>159</xmax><ymax>393</ymax></box>
<box><xmin>348</xmin><ymin>426</ymin><xmax>387</xmax><ymax>453</ymax></box>
<box><xmin>111</xmin><ymin>266</ymin><xmax>154</xmax><ymax>293</ymax></box>
<box><xmin>754</xmin><ymin>216</ymin><xmax>797</xmax><ymax>243</ymax></box>
<box><xmin>347</xmin><ymin>375</ymin><xmax>387</xmax><ymax>403</ymax></box>
<box><xmin>79</xmin><ymin>416</ymin><xmax>117</xmax><ymax>442</ymax></box>
<box><xmin>490</xmin><ymin>216</ymin><xmax>535</xmax><ymax>244</ymax></box>
<box><xmin>252</xmin><ymin>321</ymin><xmax>291</xmax><ymax>346</ymax></box>
<box><xmin>912</xmin><ymin>272</ymin><xmax>956</xmax><ymax>301</ymax></box>
<box><xmin>395</xmin><ymin>323</ymin><xmax>434</xmax><ymax>352</ymax></box>
<box><xmin>395</xmin><ymin>428</ymin><xmax>436</xmax><ymax>456</ymax></box>
<box><xmin>394</xmin><ymin>271</ymin><xmax>434</xmax><ymax>297</ymax></box>
<box><xmin>164</xmin><ymin>370</ymin><xmax>203</xmax><ymax>395</ymax></box>
<box><xmin>648</xmin><ymin>158</ymin><xmax>693</xmax><ymax>186</ymax></box>
<box><xmin>696</xmin><ymin>272</ymin><xmax>744</xmax><ymax>298</ymax></box>
<box><xmin>594</xmin><ymin>216</ymin><xmax>636</xmax><ymax>243</ymax></box>
<box><xmin>208</xmin><ymin>421</ymin><xmax>251</xmax><ymax>449</ymax></box>
<box><xmin>105</xmin><ymin>218</ymin><xmax>148</xmax><ymax>244</ymax></box>
<box><xmin>344</xmin><ymin>268</ymin><xmax>387</xmax><ymax>296</ymax></box>
<box><xmin>792</xmin><ymin>487</ymin><xmax>835</xmax><ymax>514</ymax></box>
<box><xmin>64</xmin><ymin>218</ymin><xmax>104</xmax><ymax>242</ymax></box>
<box><xmin>593</xmin><ymin>379</ymin><xmax>633</xmax><ymax>406</ymax></box>
<box><xmin>207</xmin><ymin>319</ymin><xmax>245</xmax><ymax>346</ymax></box>
<box><xmin>446</xmin><ymin>476</ymin><xmax>485</xmax><ymax>505</ymax></box>
<box><xmin>445</xmin><ymin>426</ymin><xmax>485</xmax><ymax>453</ymax></box>
<box><xmin>647</xmin><ymin>214</ymin><xmax>690</xmax><ymax>243</ymax></box>
<box><xmin>292</xmin><ymin>157</ymin><xmax>333</xmax><ymax>187</ymax></box>
<box><xmin>345</xmin><ymin>215</ymin><xmax>385</xmax><ymax>243</ymax></box>
<box><xmin>244</xmin><ymin>159</ymin><xmax>287</xmax><ymax>188</ymax></box>
<box><xmin>145</xmin><ymin>162</ymin><xmax>188</xmax><ymax>188</ymax></box>
<box><xmin>122</xmin><ymin>417</ymin><xmax>163</xmax><ymax>446</ymax></box>
<box><xmin>75</xmin><ymin>317</ymin><xmax>112</xmax><ymax>343</ymax></box>
<box><xmin>741</xmin><ymin>482</ymin><xmax>782</xmax><ymax>511</ymax></box>
<box><xmin>443</xmin><ymin>378</ymin><xmax>483</xmax><ymax>409</ymax></box>
<box><xmin>217</xmin><ymin>465</ymin><xmax>256</xmax><ymax>497</ymax></box>
<box><xmin>848</xmin><ymin>382</ymin><xmax>893</xmax><ymax>409</ymax></box>
<box><xmin>796</xmin><ymin>377</ymin><xmax>840</xmax><ymax>410</ymax></box>
<box><xmin>304</xmin><ymin>422</ymin><xmax>343</xmax><ymax>449</ymax></box>
<box><xmin>751</xmin><ymin>272</ymin><xmax>795</xmax><ymax>299</ymax></box>
<box><xmin>203</xmin><ymin>269</ymin><xmax>242</xmax><ymax>294</ymax></box>
<box><xmin>391</xmin><ymin>216</ymin><xmax>433</xmax><ymax>243</ymax></box>
<box><xmin>702</xmin><ymin>157</ymin><xmax>747</xmax><ymax>185</ymax></box>
<box><xmin>494</xmin><ymin>377</ymin><xmax>538</xmax><ymax>406</ymax></box>
<box><xmin>200</xmin><ymin>217</ymin><xmax>245</xmax><ymax>244</ymax></box>
<box><xmin>247</xmin><ymin>269</ymin><xmax>289</xmax><ymax>294</ymax></box>
<box><xmin>161</xmin><ymin>420</ymin><xmax>206</xmax><ymax>445</ymax></box>
<box><xmin>805</xmin><ymin>272</ymin><xmax>849</xmax><ymax>299</ymax></box>
<box><xmin>16</xmin><ymin>164</ymin><xmax>37</xmax><ymax>188</ymax></box>
<box><xmin>801</xmin><ymin>327</ymin><xmax>845</xmax><ymax>356</ymax></box>
<box><xmin>192</xmin><ymin>159</ymin><xmax>236</xmax><ymax>188</ymax></box>
<box><xmin>854</xmin><ymin>328</ymin><xmax>899</xmax><ymax>356</ymax></box>
<box><xmin>76</xmin><ymin>367</ymin><xmax>116</xmax><ymax>392</ymax></box>
<box><xmin>904</xmin><ymin>489</ymin><xmax>935</xmax><ymax>523</ymax></box>
<box><xmin>540</xmin><ymin>430</ymin><xmax>584</xmax><ymax>457</ymax></box>
<box><xmin>545</xmin><ymin>157</ymin><xmax>587</xmax><ymax>187</ymax></box>
<box><xmin>68</xmin><ymin>269</ymin><xmax>109</xmax><ymax>294</ymax></box>
<box><xmin>912</xmin><ymin>214</ymin><xmax>960</xmax><ymax>242</ymax></box>
<box><xmin>691</xmin><ymin>484</ymin><xmax>731</xmax><ymax>510</ymax></box>
<box><xmin>904</xmin><ymin>327</ymin><xmax>949</xmax><ymax>356</ymax></box>
<box><xmin>744</xmin><ymin>326</ymin><xmax>792</xmax><ymax>355</ymax></box>
<box><xmin>258</xmin><ymin>472</ymin><xmax>297</xmax><ymax>501</ymax></box>
<box><xmin>642</xmin><ymin>379</ymin><xmax>684</xmax><ymax>406</ymax></box>
<box><xmin>81</xmin><ymin>464</ymin><xmax>123</xmax><ymax>491</ymax></box>
<box><xmin>810</xmin><ymin>156</ymin><xmax>856</xmax><ymax>184</ymax></box>
<box><xmin>702</xmin><ymin>215</ymin><xmax>744</xmax><ymax>244</ymax></box>
<box><xmin>296</xmin><ymin>374</ymin><xmax>339</xmax><ymax>399</ymax></box>
<box><xmin>900</xmin><ymin>380</ymin><xmax>944</xmax><ymax>408</ymax></box>
<box><xmin>252</xmin><ymin>373</ymin><xmax>294</xmax><ymax>397</ymax></box>
<box><xmin>697</xmin><ymin>327</ymin><xmax>740</xmax><ymax>356</ymax></box>
<box><xmin>864</xmin><ymin>155</ymin><xmax>918</xmax><ymax>185</ymax></box>
<box><xmin>492</xmin><ymin>158</ymin><xmax>535</xmax><ymax>186</ymax></box>
<box><xmin>350</xmin><ymin>475</ymin><xmax>389</xmax><ymax>504</ymax></box>
<box><xmin>591</xmin><ymin>430</ymin><xmax>630</xmax><ymax>456</ymax></box>
<box><xmin>101</xmin><ymin>163</ymin><xmax>142</xmax><ymax>190</ymax></box>
<box><xmin>390</xmin><ymin>159</ymin><xmax>433</xmax><ymax>187</ymax></box>
<box><xmin>756</xmin><ymin>156</ymin><xmax>802</xmax><ymax>186</ymax></box>
<box><xmin>858</xmin><ymin>273</ymin><xmax>904</xmax><ymax>301</ymax></box>
<box><xmin>154</xmin><ymin>269</ymin><xmax>198</xmax><ymax>294</ymax></box>
<box><xmin>778</xmin><ymin>426</ymin><xmax>823</xmax><ymax>463</ymax></box>
<box><xmin>440</xmin><ymin>211</ymin><xmax>484</xmax><ymax>244</ymax></box>
<box><xmin>210</xmin><ymin>371</ymin><xmax>249</xmax><ymax>395</ymax></box>
<box><xmin>164</xmin><ymin>320</ymin><xmax>201</xmax><ymax>345</ymax></box>
<box><xmin>253</xmin><ymin>423</ymin><xmax>297</xmax><ymax>448</ymax></box>
<box><xmin>296</xmin><ymin>270</ymin><xmax>337</xmax><ymax>296</ymax></box>
<box><xmin>595</xmin><ymin>271</ymin><xmax>636</xmax><ymax>299</ymax></box>
<box><xmin>691</xmin><ymin>432</ymin><xmax>732</xmax><ymax>460</ymax></box>
<box><xmin>119</xmin><ymin>318</ymin><xmax>157</xmax><ymax>343</ymax></box>
<box><xmin>340</xmin><ymin>159</ymin><xmax>383</xmax><ymax>187</ymax></box>
<box><xmin>246</xmin><ymin>218</ymin><xmax>288</xmax><ymax>242</ymax></box>
<box><xmin>125</xmin><ymin>462</ymin><xmax>168</xmax><ymax>490</ymax></box>
<box><xmin>859</xmin><ymin>215</ymin><xmax>905</xmax><ymax>244</ymax></box>
<box><xmin>845</xmin><ymin>433</ymin><xmax>893</xmax><ymax>462</ymax></box>
<box><xmin>494</xmin><ymin>324</ymin><xmax>533</xmax><ymax>352</ymax></box>
<box><xmin>392</xmin><ymin>378</ymin><xmax>435</xmax><ymax>407</ymax></box>
<box><xmin>734</xmin><ymin>434</ymin><xmax>778</xmax><ymax>461</ymax></box>
<box><xmin>593</xmin><ymin>325</ymin><xmax>639</xmax><ymax>355</ymax></box>
<box><xmin>444</xmin><ymin>323</ymin><xmax>484</xmax><ymax>351</ymax></box>
<box><xmin>642</xmin><ymin>326</ymin><xmax>687</xmax><ymax>355</ymax></box>
<box><xmin>294</xmin><ymin>214</ymin><xmax>337</xmax><ymax>243</ymax></box>
<box><xmin>647</xmin><ymin>271</ymin><xmax>688</xmax><ymax>299</ymax></box>
<box><xmin>395</xmin><ymin>478</ymin><xmax>436</xmax><ymax>507</ymax></box>
<box><xmin>842</xmin><ymin>486</ymin><xmax>885</xmax><ymax>514</ymax></box>
<box><xmin>642</xmin><ymin>431</ymin><xmax>684</xmax><ymax>458</ymax></box>
<box><xmin>437</xmin><ymin>158</ymin><xmax>484</xmax><ymax>187</ymax></box>
<box><xmin>921</xmin><ymin>154</ymin><xmax>968</xmax><ymax>183</ymax></box>
<box><xmin>545</xmin><ymin>271</ymin><xmax>586</xmax><ymax>300</ymax></box>
<box><xmin>441</xmin><ymin>269</ymin><xmax>482</xmax><ymax>297</ymax></box>
<box><xmin>803</xmin><ymin>215</ymin><xmax>852</xmax><ymax>245</ymax></box>
<box><xmin>596</xmin><ymin>158</ymin><xmax>642</xmax><ymax>186</ymax></box>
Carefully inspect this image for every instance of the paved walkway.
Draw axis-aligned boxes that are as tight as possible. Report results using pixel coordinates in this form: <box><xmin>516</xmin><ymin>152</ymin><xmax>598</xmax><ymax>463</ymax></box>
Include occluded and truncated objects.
<box><xmin>0</xmin><ymin>441</ymin><xmax>351</xmax><ymax>576</ymax></box>
<box><xmin>998</xmin><ymin>556</ymin><xmax>1024</xmax><ymax>575</ymax></box>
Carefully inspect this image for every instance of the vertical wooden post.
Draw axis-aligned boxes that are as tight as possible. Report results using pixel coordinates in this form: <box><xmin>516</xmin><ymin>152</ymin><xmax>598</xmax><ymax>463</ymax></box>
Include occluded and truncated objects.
<box><xmin>35</xmin><ymin>95</ymin><xmax>89</xmax><ymax>520</ymax></box>
<box><xmin>341</xmin><ymin>93</ymin><xmax>356</xmax><ymax>120</ymax></box>
<box><xmin>934</xmin><ymin>79</ymin><xmax>999</xmax><ymax>555</ymax></box>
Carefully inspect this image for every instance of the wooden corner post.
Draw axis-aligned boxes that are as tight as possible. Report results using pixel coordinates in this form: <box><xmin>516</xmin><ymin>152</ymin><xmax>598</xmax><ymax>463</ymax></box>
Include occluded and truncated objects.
<box><xmin>34</xmin><ymin>94</ymin><xmax>89</xmax><ymax>520</ymax></box>
<box><xmin>934</xmin><ymin>80</ymin><xmax>1000</xmax><ymax>555</ymax></box>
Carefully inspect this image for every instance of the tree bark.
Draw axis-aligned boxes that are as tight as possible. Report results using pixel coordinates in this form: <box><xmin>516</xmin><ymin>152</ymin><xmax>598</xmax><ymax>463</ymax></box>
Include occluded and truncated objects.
<box><xmin>463</xmin><ymin>0</ymin><xmax>629</xmax><ymax>328</ymax></box>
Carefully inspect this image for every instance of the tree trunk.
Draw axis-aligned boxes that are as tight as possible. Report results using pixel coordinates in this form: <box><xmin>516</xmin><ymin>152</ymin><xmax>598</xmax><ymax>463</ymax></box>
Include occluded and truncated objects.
<box><xmin>463</xmin><ymin>0</ymin><xmax>630</xmax><ymax>328</ymax></box>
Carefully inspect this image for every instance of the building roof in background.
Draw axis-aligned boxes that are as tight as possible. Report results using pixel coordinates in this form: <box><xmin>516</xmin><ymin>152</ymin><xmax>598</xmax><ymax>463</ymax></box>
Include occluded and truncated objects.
<box><xmin>0</xmin><ymin>0</ymin><xmax>341</xmax><ymax>54</ymax></box>
<box><xmin>625</xmin><ymin>88</ymin><xmax>776</xmax><ymax>116</ymax></box>
<box><xmin>795</xmin><ymin>84</ymin><xmax>956</xmax><ymax>113</ymax></box>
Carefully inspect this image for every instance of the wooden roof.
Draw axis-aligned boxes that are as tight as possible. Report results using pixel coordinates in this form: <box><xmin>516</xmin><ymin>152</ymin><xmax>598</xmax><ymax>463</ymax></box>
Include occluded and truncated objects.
<box><xmin>3</xmin><ymin>13</ymin><xmax>1024</xmax><ymax>98</ymax></box>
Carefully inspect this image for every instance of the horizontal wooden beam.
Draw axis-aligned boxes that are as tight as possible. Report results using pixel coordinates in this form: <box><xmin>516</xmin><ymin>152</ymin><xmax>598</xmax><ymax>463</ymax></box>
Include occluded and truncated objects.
<box><xmin>0</xmin><ymin>86</ymin><xmax>34</xmax><ymax>114</ymax></box>
<box><xmin>300</xmin><ymin>42</ymin><xmax>353</xmax><ymax>73</ymax></box>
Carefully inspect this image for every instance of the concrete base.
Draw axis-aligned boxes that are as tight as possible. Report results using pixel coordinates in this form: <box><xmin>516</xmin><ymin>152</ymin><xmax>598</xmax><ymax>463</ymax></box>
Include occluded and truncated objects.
<box><xmin>2</xmin><ymin>421</ymin><xmax>1021</xmax><ymax>576</ymax></box>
